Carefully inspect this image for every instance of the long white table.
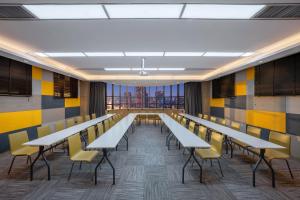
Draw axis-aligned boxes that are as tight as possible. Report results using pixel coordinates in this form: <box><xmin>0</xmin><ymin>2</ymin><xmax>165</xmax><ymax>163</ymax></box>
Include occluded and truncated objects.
<box><xmin>87</xmin><ymin>113</ymin><xmax>137</xmax><ymax>185</ymax></box>
<box><xmin>24</xmin><ymin>114</ymin><xmax>115</xmax><ymax>181</ymax></box>
<box><xmin>180</xmin><ymin>113</ymin><xmax>284</xmax><ymax>187</ymax></box>
<box><xmin>159</xmin><ymin>113</ymin><xmax>210</xmax><ymax>183</ymax></box>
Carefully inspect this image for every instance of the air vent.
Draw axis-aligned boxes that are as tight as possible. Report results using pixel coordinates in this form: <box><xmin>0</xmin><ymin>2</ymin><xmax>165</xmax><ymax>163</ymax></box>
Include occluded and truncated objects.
<box><xmin>254</xmin><ymin>5</ymin><xmax>300</xmax><ymax>19</ymax></box>
<box><xmin>0</xmin><ymin>6</ymin><xmax>35</xmax><ymax>19</ymax></box>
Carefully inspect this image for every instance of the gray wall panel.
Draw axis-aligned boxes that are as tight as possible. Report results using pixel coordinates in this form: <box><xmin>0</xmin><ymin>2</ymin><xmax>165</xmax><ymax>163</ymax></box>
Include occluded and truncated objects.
<box><xmin>42</xmin><ymin>108</ymin><xmax>65</xmax><ymax>124</ymax></box>
<box><xmin>42</xmin><ymin>95</ymin><xmax>64</xmax><ymax>109</ymax></box>
<box><xmin>0</xmin><ymin>95</ymin><xmax>41</xmax><ymax>112</ymax></box>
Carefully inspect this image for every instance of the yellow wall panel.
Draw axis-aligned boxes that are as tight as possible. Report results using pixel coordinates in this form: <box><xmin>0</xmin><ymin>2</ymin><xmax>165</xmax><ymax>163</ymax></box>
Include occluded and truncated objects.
<box><xmin>32</xmin><ymin>66</ymin><xmax>42</xmax><ymax>80</ymax></box>
<box><xmin>65</xmin><ymin>98</ymin><xmax>81</xmax><ymax>108</ymax></box>
<box><xmin>210</xmin><ymin>98</ymin><xmax>225</xmax><ymax>107</ymax></box>
<box><xmin>235</xmin><ymin>81</ymin><xmax>247</xmax><ymax>96</ymax></box>
<box><xmin>246</xmin><ymin>110</ymin><xmax>286</xmax><ymax>133</ymax></box>
<box><xmin>246</xmin><ymin>67</ymin><xmax>255</xmax><ymax>81</ymax></box>
<box><xmin>0</xmin><ymin>110</ymin><xmax>42</xmax><ymax>134</ymax></box>
<box><xmin>41</xmin><ymin>81</ymin><xmax>54</xmax><ymax>96</ymax></box>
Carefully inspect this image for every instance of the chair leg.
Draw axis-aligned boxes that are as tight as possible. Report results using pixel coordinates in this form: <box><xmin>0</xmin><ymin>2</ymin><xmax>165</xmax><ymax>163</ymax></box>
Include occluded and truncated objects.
<box><xmin>8</xmin><ymin>156</ymin><xmax>17</xmax><ymax>175</ymax></box>
<box><xmin>285</xmin><ymin>160</ymin><xmax>294</xmax><ymax>179</ymax></box>
<box><xmin>217</xmin><ymin>159</ymin><xmax>224</xmax><ymax>177</ymax></box>
<box><xmin>68</xmin><ymin>162</ymin><xmax>75</xmax><ymax>181</ymax></box>
<box><xmin>79</xmin><ymin>161</ymin><xmax>82</xmax><ymax>170</ymax></box>
<box><xmin>210</xmin><ymin>159</ymin><xmax>213</xmax><ymax>167</ymax></box>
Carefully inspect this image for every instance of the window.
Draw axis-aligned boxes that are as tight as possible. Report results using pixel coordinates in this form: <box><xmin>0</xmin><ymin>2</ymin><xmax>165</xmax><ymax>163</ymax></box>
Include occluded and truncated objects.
<box><xmin>54</xmin><ymin>73</ymin><xmax>78</xmax><ymax>98</ymax></box>
<box><xmin>105</xmin><ymin>83</ymin><xmax>184</xmax><ymax>110</ymax></box>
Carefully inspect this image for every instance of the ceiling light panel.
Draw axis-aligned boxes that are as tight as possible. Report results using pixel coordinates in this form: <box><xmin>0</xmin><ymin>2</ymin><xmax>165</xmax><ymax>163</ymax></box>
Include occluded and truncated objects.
<box><xmin>23</xmin><ymin>5</ymin><xmax>107</xmax><ymax>19</ymax></box>
<box><xmin>125</xmin><ymin>52</ymin><xmax>164</xmax><ymax>56</ymax></box>
<box><xmin>182</xmin><ymin>4</ymin><xmax>265</xmax><ymax>19</ymax></box>
<box><xmin>164</xmin><ymin>52</ymin><xmax>204</xmax><ymax>56</ymax></box>
<box><xmin>204</xmin><ymin>52</ymin><xmax>244</xmax><ymax>57</ymax></box>
<box><xmin>104</xmin><ymin>68</ymin><xmax>131</xmax><ymax>71</ymax></box>
<box><xmin>158</xmin><ymin>68</ymin><xmax>185</xmax><ymax>71</ymax></box>
<box><xmin>105</xmin><ymin>4</ymin><xmax>183</xmax><ymax>18</ymax></box>
<box><xmin>35</xmin><ymin>52</ymin><xmax>48</xmax><ymax>57</ymax></box>
<box><xmin>132</xmin><ymin>68</ymin><xmax>158</xmax><ymax>71</ymax></box>
<box><xmin>45</xmin><ymin>52</ymin><xmax>85</xmax><ymax>57</ymax></box>
<box><xmin>242</xmin><ymin>52</ymin><xmax>254</xmax><ymax>57</ymax></box>
<box><xmin>85</xmin><ymin>52</ymin><xmax>124</xmax><ymax>57</ymax></box>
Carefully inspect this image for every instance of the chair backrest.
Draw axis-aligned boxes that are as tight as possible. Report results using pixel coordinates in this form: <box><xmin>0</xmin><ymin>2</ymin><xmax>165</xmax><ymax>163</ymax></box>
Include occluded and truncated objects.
<box><xmin>75</xmin><ymin>116</ymin><xmax>83</xmax><ymax>124</ymax></box>
<box><xmin>108</xmin><ymin>118</ymin><xmax>114</xmax><ymax>127</ymax></box>
<box><xmin>8</xmin><ymin>131</ymin><xmax>29</xmax><ymax>153</ymax></box>
<box><xmin>55</xmin><ymin>121</ymin><xmax>65</xmax><ymax>131</ymax></box>
<box><xmin>37</xmin><ymin>125</ymin><xmax>51</xmax><ymax>138</ymax></box>
<box><xmin>91</xmin><ymin>113</ymin><xmax>96</xmax><ymax>119</ymax></box>
<box><xmin>188</xmin><ymin>121</ymin><xmax>196</xmax><ymax>133</ymax></box>
<box><xmin>177</xmin><ymin>115</ymin><xmax>182</xmax><ymax>123</ymax></box>
<box><xmin>66</xmin><ymin>118</ymin><xmax>75</xmax><ymax>128</ymax></box>
<box><xmin>219</xmin><ymin>118</ymin><xmax>226</xmax><ymax>126</ymax></box>
<box><xmin>269</xmin><ymin>131</ymin><xmax>291</xmax><ymax>155</ymax></box>
<box><xmin>104</xmin><ymin>120</ymin><xmax>110</xmax><ymax>132</ymax></box>
<box><xmin>211</xmin><ymin>132</ymin><xmax>224</xmax><ymax>155</ymax></box>
<box><xmin>68</xmin><ymin>133</ymin><xmax>82</xmax><ymax>159</ymax></box>
<box><xmin>231</xmin><ymin>121</ymin><xmax>241</xmax><ymax>130</ymax></box>
<box><xmin>210</xmin><ymin>116</ymin><xmax>217</xmax><ymax>122</ymax></box>
<box><xmin>87</xmin><ymin>126</ymin><xmax>96</xmax><ymax>145</ymax></box>
<box><xmin>247</xmin><ymin>126</ymin><xmax>261</xmax><ymax>138</ymax></box>
<box><xmin>181</xmin><ymin>118</ymin><xmax>187</xmax><ymax>127</ymax></box>
<box><xmin>84</xmin><ymin>115</ymin><xmax>91</xmax><ymax>121</ymax></box>
<box><xmin>198</xmin><ymin>113</ymin><xmax>203</xmax><ymax>118</ymax></box>
<box><xmin>198</xmin><ymin>126</ymin><xmax>207</xmax><ymax>140</ymax></box>
<box><xmin>173</xmin><ymin>113</ymin><xmax>178</xmax><ymax>119</ymax></box>
<box><xmin>97</xmin><ymin>123</ymin><xmax>104</xmax><ymax>136</ymax></box>
<box><xmin>203</xmin><ymin>114</ymin><xmax>209</xmax><ymax>120</ymax></box>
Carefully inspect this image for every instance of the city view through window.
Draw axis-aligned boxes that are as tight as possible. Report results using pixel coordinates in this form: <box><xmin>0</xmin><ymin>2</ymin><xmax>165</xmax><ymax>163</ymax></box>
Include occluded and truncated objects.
<box><xmin>106</xmin><ymin>83</ymin><xmax>184</xmax><ymax>110</ymax></box>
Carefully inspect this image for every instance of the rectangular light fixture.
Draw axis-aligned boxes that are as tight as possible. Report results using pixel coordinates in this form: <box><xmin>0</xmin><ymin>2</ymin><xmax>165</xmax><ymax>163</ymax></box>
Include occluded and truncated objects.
<box><xmin>158</xmin><ymin>68</ymin><xmax>185</xmax><ymax>71</ymax></box>
<box><xmin>23</xmin><ymin>5</ymin><xmax>107</xmax><ymax>19</ymax></box>
<box><xmin>242</xmin><ymin>52</ymin><xmax>254</xmax><ymax>57</ymax></box>
<box><xmin>131</xmin><ymin>68</ymin><xmax>158</xmax><ymax>71</ymax></box>
<box><xmin>203</xmin><ymin>52</ymin><xmax>244</xmax><ymax>57</ymax></box>
<box><xmin>35</xmin><ymin>52</ymin><xmax>48</xmax><ymax>57</ymax></box>
<box><xmin>104</xmin><ymin>68</ymin><xmax>131</xmax><ymax>71</ymax></box>
<box><xmin>105</xmin><ymin>4</ymin><xmax>183</xmax><ymax>18</ymax></box>
<box><xmin>164</xmin><ymin>52</ymin><xmax>204</xmax><ymax>56</ymax></box>
<box><xmin>182</xmin><ymin>4</ymin><xmax>265</xmax><ymax>19</ymax></box>
<box><xmin>125</xmin><ymin>52</ymin><xmax>164</xmax><ymax>57</ymax></box>
<box><xmin>45</xmin><ymin>52</ymin><xmax>86</xmax><ymax>57</ymax></box>
<box><xmin>85</xmin><ymin>52</ymin><xmax>124</xmax><ymax>57</ymax></box>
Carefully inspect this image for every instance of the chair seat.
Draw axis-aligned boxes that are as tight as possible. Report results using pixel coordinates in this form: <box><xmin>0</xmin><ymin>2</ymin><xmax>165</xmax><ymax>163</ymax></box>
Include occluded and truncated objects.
<box><xmin>71</xmin><ymin>150</ymin><xmax>98</xmax><ymax>162</ymax></box>
<box><xmin>12</xmin><ymin>146</ymin><xmax>39</xmax><ymax>156</ymax></box>
<box><xmin>195</xmin><ymin>148</ymin><xmax>221</xmax><ymax>159</ymax></box>
<box><xmin>265</xmin><ymin>149</ymin><xmax>290</xmax><ymax>160</ymax></box>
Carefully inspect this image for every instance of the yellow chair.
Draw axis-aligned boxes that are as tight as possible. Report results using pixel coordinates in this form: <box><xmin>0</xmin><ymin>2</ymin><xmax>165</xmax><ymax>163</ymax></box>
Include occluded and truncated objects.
<box><xmin>84</xmin><ymin>115</ymin><xmax>91</xmax><ymax>121</ymax></box>
<box><xmin>37</xmin><ymin>125</ymin><xmax>51</xmax><ymax>138</ymax></box>
<box><xmin>203</xmin><ymin>114</ymin><xmax>209</xmax><ymax>120</ymax></box>
<box><xmin>210</xmin><ymin>116</ymin><xmax>217</xmax><ymax>122</ymax></box>
<box><xmin>104</xmin><ymin>120</ymin><xmax>110</xmax><ymax>132</ymax></box>
<box><xmin>198</xmin><ymin>113</ymin><xmax>203</xmax><ymax>118</ymax></box>
<box><xmin>67</xmin><ymin>133</ymin><xmax>98</xmax><ymax>180</ymax></box>
<box><xmin>265</xmin><ymin>131</ymin><xmax>293</xmax><ymax>179</ymax></box>
<box><xmin>87</xmin><ymin>126</ymin><xmax>97</xmax><ymax>145</ymax></box>
<box><xmin>75</xmin><ymin>116</ymin><xmax>83</xmax><ymax>124</ymax></box>
<box><xmin>181</xmin><ymin>117</ymin><xmax>187</xmax><ymax>127</ymax></box>
<box><xmin>230</xmin><ymin>121</ymin><xmax>241</xmax><ymax>131</ymax></box>
<box><xmin>97</xmin><ymin>123</ymin><xmax>104</xmax><ymax>136</ymax></box>
<box><xmin>66</xmin><ymin>118</ymin><xmax>75</xmax><ymax>128</ymax></box>
<box><xmin>55</xmin><ymin>121</ymin><xmax>65</xmax><ymax>131</ymax></box>
<box><xmin>8</xmin><ymin>131</ymin><xmax>39</xmax><ymax>174</ymax></box>
<box><xmin>188</xmin><ymin>121</ymin><xmax>196</xmax><ymax>133</ymax></box>
<box><xmin>195</xmin><ymin>132</ymin><xmax>224</xmax><ymax>177</ymax></box>
<box><xmin>247</xmin><ymin>126</ymin><xmax>262</xmax><ymax>138</ymax></box>
<box><xmin>108</xmin><ymin>117</ymin><xmax>114</xmax><ymax>127</ymax></box>
<box><xmin>91</xmin><ymin>113</ymin><xmax>96</xmax><ymax>119</ymax></box>
<box><xmin>219</xmin><ymin>118</ymin><xmax>226</xmax><ymax>126</ymax></box>
<box><xmin>198</xmin><ymin>126</ymin><xmax>207</xmax><ymax>140</ymax></box>
<box><xmin>177</xmin><ymin>115</ymin><xmax>183</xmax><ymax>123</ymax></box>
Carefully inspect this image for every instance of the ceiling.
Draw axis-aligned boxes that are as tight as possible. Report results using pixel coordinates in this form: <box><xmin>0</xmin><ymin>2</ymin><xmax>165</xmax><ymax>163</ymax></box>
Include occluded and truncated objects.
<box><xmin>0</xmin><ymin>0</ymin><xmax>300</xmax><ymax>85</ymax></box>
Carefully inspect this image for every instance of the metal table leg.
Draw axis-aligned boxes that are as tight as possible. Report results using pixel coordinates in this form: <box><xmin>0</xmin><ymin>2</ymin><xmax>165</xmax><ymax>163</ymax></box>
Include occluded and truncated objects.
<box><xmin>95</xmin><ymin>148</ymin><xmax>115</xmax><ymax>185</ymax></box>
<box><xmin>252</xmin><ymin>149</ymin><xmax>275</xmax><ymax>188</ymax></box>
<box><xmin>182</xmin><ymin>147</ymin><xmax>202</xmax><ymax>184</ymax></box>
<box><xmin>30</xmin><ymin>146</ymin><xmax>50</xmax><ymax>181</ymax></box>
<box><xmin>224</xmin><ymin>135</ymin><xmax>233</xmax><ymax>158</ymax></box>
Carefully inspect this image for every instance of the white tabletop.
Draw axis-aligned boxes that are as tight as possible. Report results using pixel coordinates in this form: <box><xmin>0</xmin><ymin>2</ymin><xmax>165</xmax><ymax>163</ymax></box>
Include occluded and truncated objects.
<box><xmin>180</xmin><ymin>113</ymin><xmax>283</xmax><ymax>149</ymax></box>
<box><xmin>87</xmin><ymin>113</ymin><xmax>137</xmax><ymax>149</ymax></box>
<box><xmin>159</xmin><ymin>113</ymin><xmax>210</xmax><ymax>149</ymax></box>
<box><xmin>24</xmin><ymin>114</ymin><xmax>115</xmax><ymax>147</ymax></box>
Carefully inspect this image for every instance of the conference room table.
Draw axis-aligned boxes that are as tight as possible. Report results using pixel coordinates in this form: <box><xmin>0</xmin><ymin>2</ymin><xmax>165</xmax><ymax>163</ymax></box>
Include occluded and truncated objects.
<box><xmin>24</xmin><ymin>114</ymin><xmax>115</xmax><ymax>181</ymax></box>
<box><xmin>179</xmin><ymin>113</ymin><xmax>284</xmax><ymax>188</ymax></box>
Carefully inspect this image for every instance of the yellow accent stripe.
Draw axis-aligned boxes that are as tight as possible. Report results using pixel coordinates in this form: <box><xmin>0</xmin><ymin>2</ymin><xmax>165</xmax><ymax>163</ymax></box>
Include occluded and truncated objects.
<box><xmin>32</xmin><ymin>66</ymin><xmax>42</xmax><ymax>80</ymax></box>
<box><xmin>235</xmin><ymin>81</ymin><xmax>247</xmax><ymax>96</ymax></box>
<box><xmin>246</xmin><ymin>67</ymin><xmax>255</xmax><ymax>81</ymax></box>
<box><xmin>210</xmin><ymin>98</ymin><xmax>225</xmax><ymax>107</ymax></box>
<box><xmin>246</xmin><ymin>110</ymin><xmax>286</xmax><ymax>133</ymax></box>
<box><xmin>0</xmin><ymin>110</ymin><xmax>42</xmax><ymax>134</ymax></box>
<box><xmin>65</xmin><ymin>98</ymin><xmax>81</xmax><ymax>108</ymax></box>
<box><xmin>41</xmin><ymin>81</ymin><xmax>54</xmax><ymax>96</ymax></box>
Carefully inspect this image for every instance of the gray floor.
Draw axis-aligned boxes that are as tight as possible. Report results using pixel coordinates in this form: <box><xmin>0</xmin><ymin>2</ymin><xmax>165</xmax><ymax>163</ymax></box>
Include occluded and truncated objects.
<box><xmin>0</xmin><ymin>124</ymin><xmax>300</xmax><ymax>200</ymax></box>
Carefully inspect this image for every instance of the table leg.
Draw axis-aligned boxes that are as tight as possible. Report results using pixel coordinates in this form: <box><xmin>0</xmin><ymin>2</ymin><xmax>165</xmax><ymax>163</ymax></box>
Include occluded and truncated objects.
<box><xmin>224</xmin><ymin>136</ymin><xmax>233</xmax><ymax>158</ymax></box>
<box><xmin>182</xmin><ymin>148</ymin><xmax>202</xmax><ymax>184</ymax></box>
<box><xmin>94</xmin><ymin>149</ymin><xmax>115</xmax><ymax>185</ymax></box>
<box><xmin>30</xmin><ymin>146</ymin><xmax>50</xmax><ymax>181</ymax></box>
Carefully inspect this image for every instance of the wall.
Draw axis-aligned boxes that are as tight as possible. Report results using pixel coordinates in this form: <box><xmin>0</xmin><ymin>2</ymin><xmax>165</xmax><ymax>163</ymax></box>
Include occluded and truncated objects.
<box><xmin>207</xmin><ymin>67</ymin><xmax>300</xmax><ymax>158</ymax></box>
<box><xmin>0</xmin><ymin>66</ymin><xmax>82</xmax><ymax>152</ymax></box>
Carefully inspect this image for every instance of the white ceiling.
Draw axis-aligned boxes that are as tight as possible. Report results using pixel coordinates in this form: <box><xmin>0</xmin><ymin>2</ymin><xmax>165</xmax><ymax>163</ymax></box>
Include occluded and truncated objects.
<box><xmin>0</xmin><ymin>0</ymin><xmax>300</xmax><ymax>85</ymax></box>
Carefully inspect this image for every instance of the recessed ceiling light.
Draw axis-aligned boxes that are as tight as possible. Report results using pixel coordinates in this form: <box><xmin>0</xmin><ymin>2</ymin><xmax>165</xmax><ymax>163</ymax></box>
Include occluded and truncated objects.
<box><xmin>45</xmin><ymin>52</ymin><xmax>86</xmax><ymax>57</ymax></box>
<box><xmin>203</xmin><ymin>52</ymin><xmax>244</xmax><ymax>57</ymax></box>
<box><xmin>85</xmin><ymin>52</ymin><xmax>124</xmax><ymax>57</ymax></box>
<box><xmin>158</xmin><ymin>68</ymin><xmax>185</xmax><ymax>71</ymax></box>
<box><xmin>125</xmin><ymin>52</ymin><xmax>164</xmax><ymax>56</ymax></box>
<box><xmin>132</xmin><ymin>68</ymin><xmax>158</xmax><ymax>71</ymax></box>
<box><xmin>23</xmin><ymin>5</ymin><xmax>107</xmax><ymax>19</ymax></box>
<box><xmin>105</xmin><ymin>4</ymin><xmax>183</xmax><ymax>18</ymax></box>
<box><xmin>164</xmin><ymin>52</ymin><xmax>204</xmax><ymax>56</ymax></box>
<box><xmin>241</xmin><ymin>52</ymin><xmax>254</xmax><ymax>57</ymax></box>
<box><xmin>35</xmin><ymin>52</ymin><xmax>48</xmax><ymax>57</ymax></box>
<box><xmin>104</xmin><ymin>68</ymin><xmax>131</xmax><ymax>71</ymax></box>
<box><xmin>182</xmin><ymin>4</ymin><xmax>265</xmax><ymax>19</ymax></box>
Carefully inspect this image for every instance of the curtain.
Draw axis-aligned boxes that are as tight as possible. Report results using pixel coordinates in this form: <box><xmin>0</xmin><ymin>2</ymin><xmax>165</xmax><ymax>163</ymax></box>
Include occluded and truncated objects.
<box><xmin>89</xmin><ymin>82</ymin><xmax>106</xmax><ymax>117</ymax></box>
<box><xmin>184</xmin><ymin>82</ymin><xmax>202</xmax><ymax>116</ymax></box>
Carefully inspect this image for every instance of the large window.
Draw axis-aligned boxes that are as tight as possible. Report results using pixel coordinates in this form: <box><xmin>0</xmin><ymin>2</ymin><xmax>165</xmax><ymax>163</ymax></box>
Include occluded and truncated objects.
<box><xmin>106</xmin><ymin>83</ymin><xmax>184</xmax><ymax>110</ymax></box>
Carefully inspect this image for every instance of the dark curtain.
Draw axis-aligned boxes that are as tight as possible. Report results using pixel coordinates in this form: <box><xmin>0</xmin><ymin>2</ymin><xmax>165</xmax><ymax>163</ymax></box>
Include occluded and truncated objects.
<box><xmin>184</xmin><ymin>82</ymin><xmax>202</xmax><ymax>116</ymax></box>
<box><xmin>89</xmin><ymin>82</ymin><xmax>106</xmax><ymax>117</ymax></box>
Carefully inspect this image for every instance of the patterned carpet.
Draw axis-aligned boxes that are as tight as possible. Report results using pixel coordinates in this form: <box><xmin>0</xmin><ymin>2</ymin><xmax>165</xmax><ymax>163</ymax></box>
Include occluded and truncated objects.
<box><xmin>0</xmin><ymin>124</ymin><xmax>300</xmax><ymax>200</ymax></box>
